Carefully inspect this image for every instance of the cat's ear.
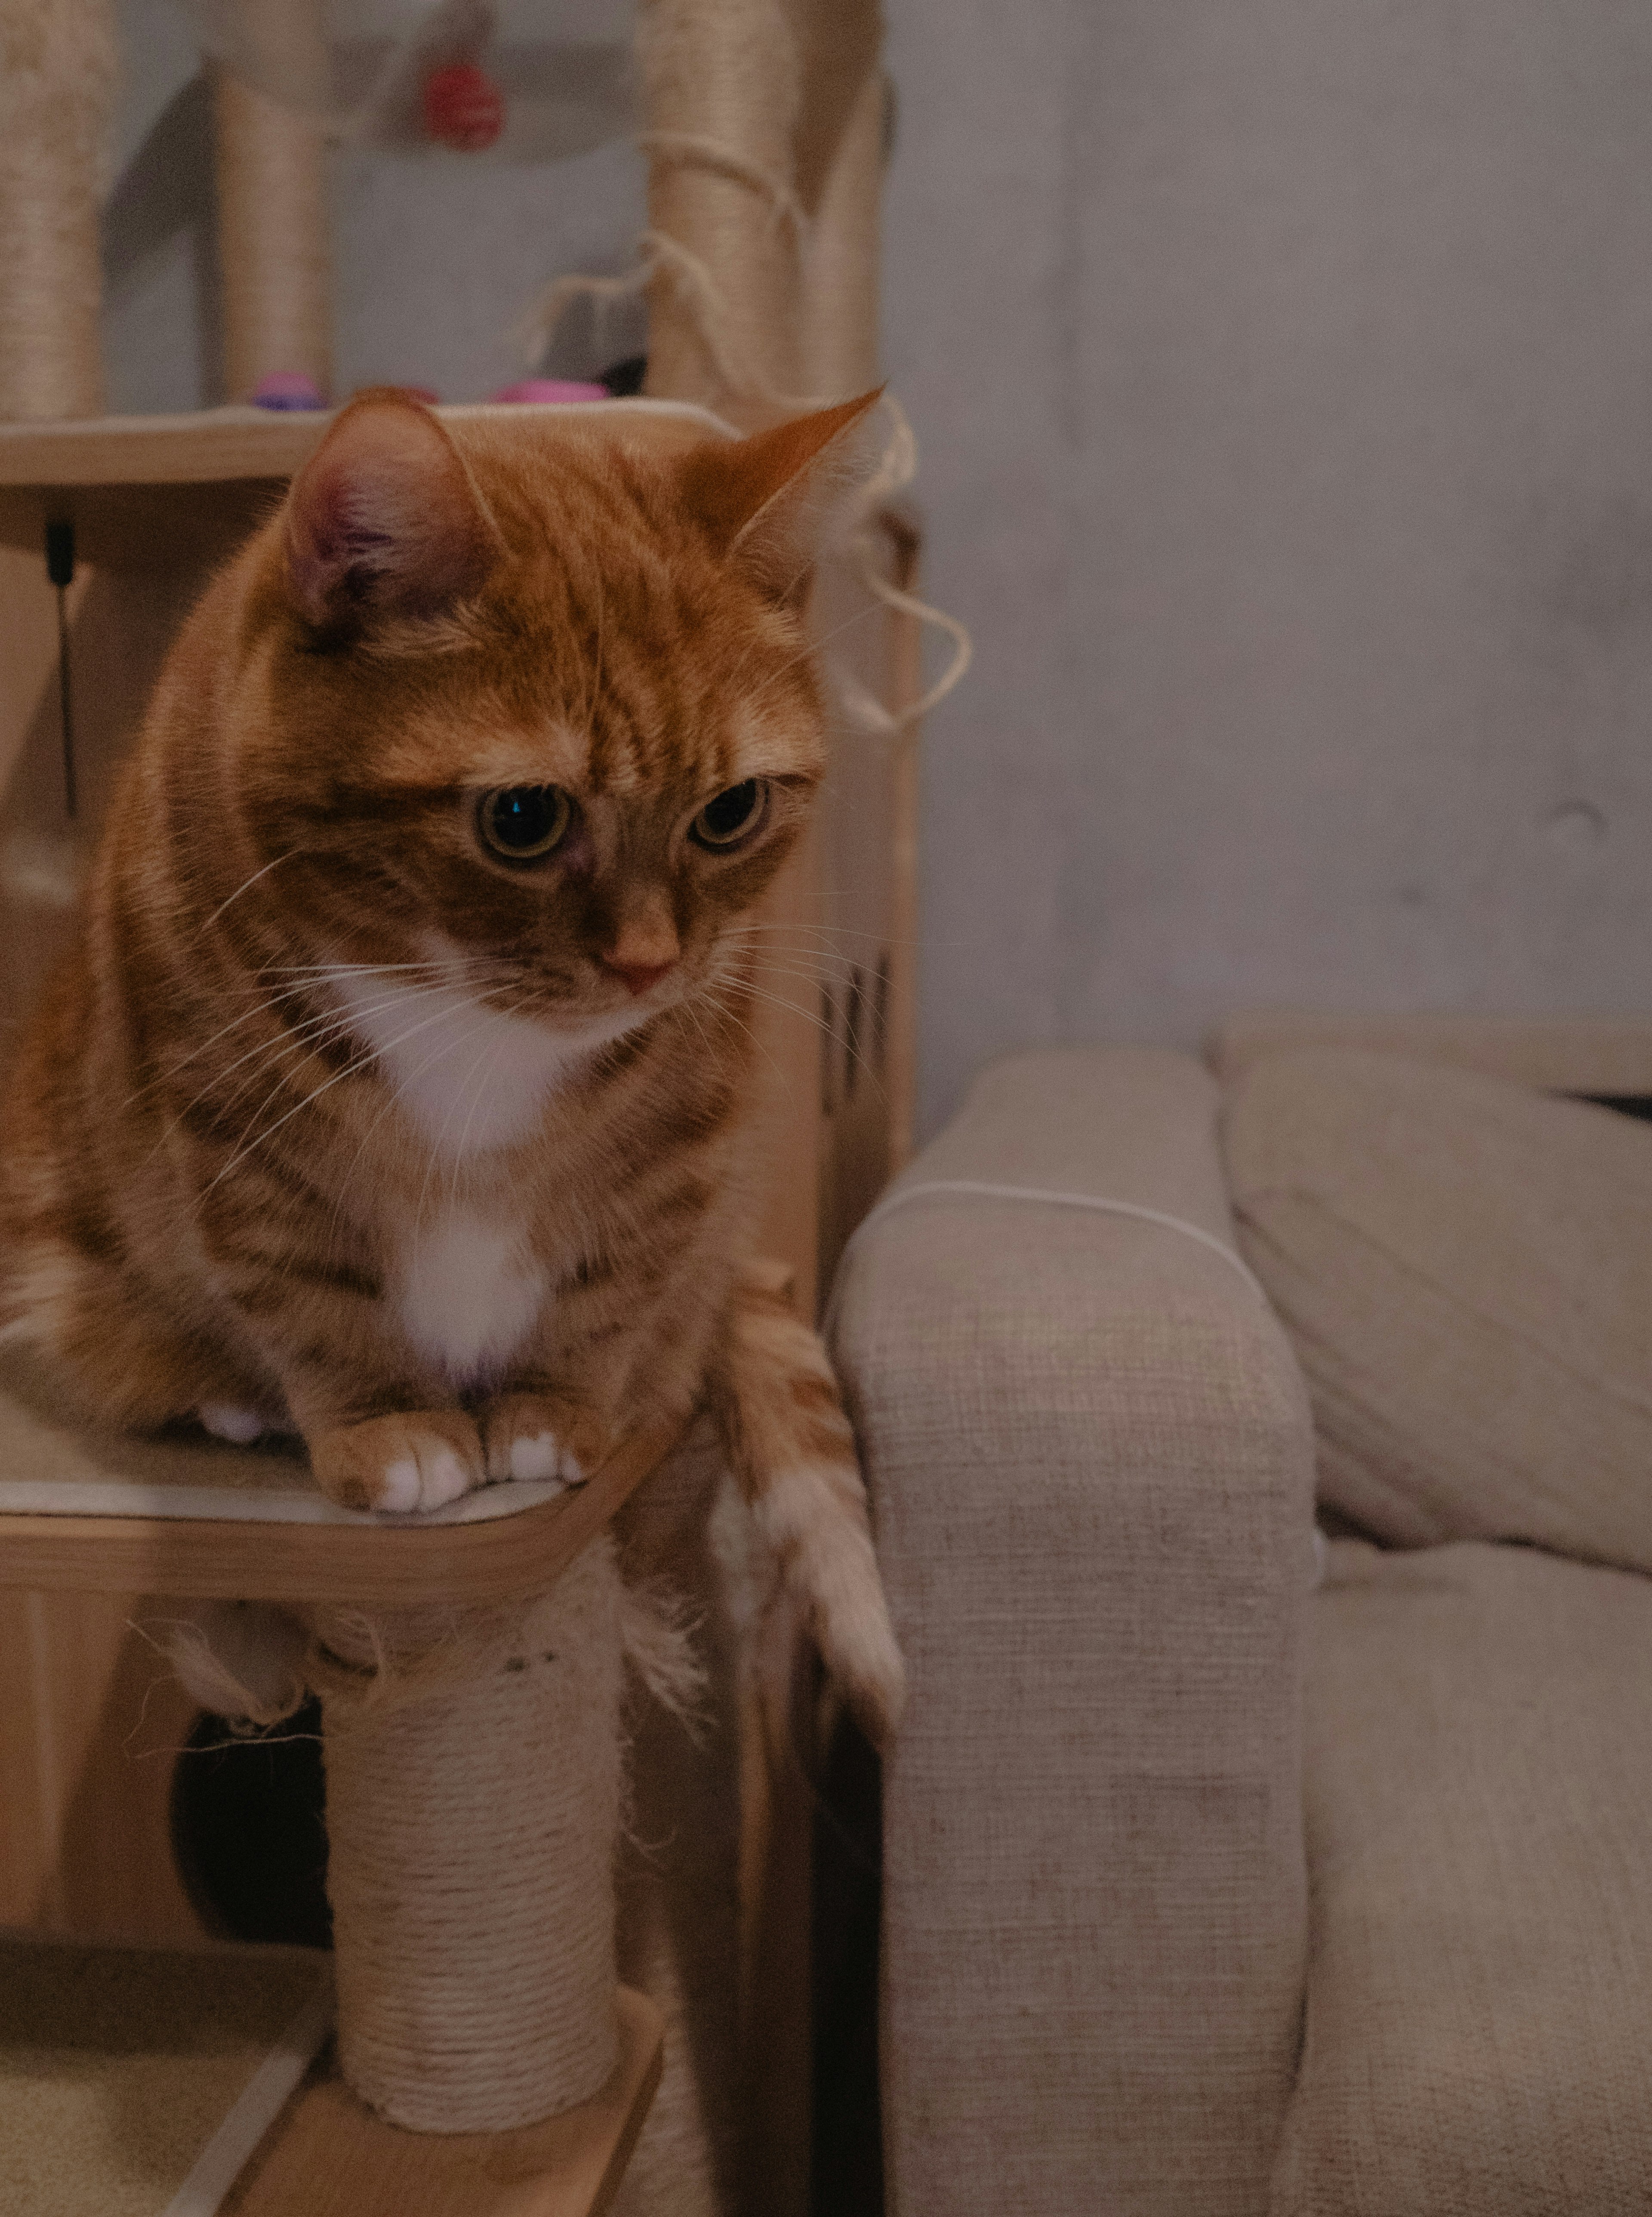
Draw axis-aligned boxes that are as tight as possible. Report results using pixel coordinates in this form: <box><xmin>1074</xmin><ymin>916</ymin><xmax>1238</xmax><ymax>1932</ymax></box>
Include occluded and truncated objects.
<box><xmin>284</xmin><ymin>391</ymin><xmax>501</xmax><ymax>633</ymax></box>
<box><xmin>678</xmin><ymin>389</ymin><xmax>884</xmax><ymax>604</ymax></box>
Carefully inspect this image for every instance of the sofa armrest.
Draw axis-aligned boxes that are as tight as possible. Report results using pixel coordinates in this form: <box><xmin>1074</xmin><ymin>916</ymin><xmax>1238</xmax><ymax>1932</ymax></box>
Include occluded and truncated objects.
<box><xmin>830</xmin><ymin>1048</ymin><xmax>1314</xmax><ymax>2217</ymax></box>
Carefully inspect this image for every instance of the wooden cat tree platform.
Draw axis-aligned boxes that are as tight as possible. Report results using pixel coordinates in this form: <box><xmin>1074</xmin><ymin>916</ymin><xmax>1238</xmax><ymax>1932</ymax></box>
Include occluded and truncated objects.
<box><xmin>0</xmin><ymin>3</ymin><xmax>918</xmax><ymax>2213</ymax></box>
<box><xmin>0</xmin><ymin>1430</ymin><xmax>677</xmax><ymax>2217</ymax></box>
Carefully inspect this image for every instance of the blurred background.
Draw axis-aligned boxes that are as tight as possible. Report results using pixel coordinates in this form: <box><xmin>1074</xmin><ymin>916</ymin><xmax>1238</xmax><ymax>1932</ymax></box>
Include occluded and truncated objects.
<box><xmin>106</xmin><ymin>0</ymin><xmax>1652</xmax><ymax>1133</ymax></box>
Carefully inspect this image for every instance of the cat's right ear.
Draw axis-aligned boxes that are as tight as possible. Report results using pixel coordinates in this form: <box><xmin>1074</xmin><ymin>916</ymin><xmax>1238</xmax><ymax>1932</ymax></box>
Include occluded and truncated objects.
<box><xmin>678</xmin><ymin>389</ymin><xmax>885</xmax><ymax>606</ymax></box>
<box><xmin>284</xmin><ymin>392</ymin><xmax>501</xmax><ymax>634</ymax></box>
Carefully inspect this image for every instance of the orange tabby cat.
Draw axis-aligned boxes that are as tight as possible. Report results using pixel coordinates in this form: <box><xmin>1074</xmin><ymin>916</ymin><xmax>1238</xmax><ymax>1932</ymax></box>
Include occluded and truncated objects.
<box><xmin>0</xmin><ymin>389</ymin><xmax>903</xmax><ymax>1742</ymax></box>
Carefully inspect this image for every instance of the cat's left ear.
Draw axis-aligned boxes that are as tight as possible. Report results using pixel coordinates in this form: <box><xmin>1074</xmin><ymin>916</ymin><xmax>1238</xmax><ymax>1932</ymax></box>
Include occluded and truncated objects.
<box><xmin>678</xmin><ymin>389</ymin><xmax>884</xmax><ymax>605</ymax></box>
<box><xmin>284</xmin><ymin>391</ymin><xmax>502</xmax><ymax>634</ymax></box>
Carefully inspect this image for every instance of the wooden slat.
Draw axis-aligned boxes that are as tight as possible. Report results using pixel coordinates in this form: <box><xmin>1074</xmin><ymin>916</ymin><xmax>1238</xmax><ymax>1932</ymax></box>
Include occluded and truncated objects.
<box><xmin>0</xmin><ymin>1413</ymin><xmax>691</xmax><ymax>1606</ymax></box>
<box><xmin>222</xmin><ymin>1987</ymin><xmax>665</xmax><ymax>2217</ymax></box>
<box><xmin>0</xmin><ymin>1592</ymin><xmax>203</xmax><ymax>1938</ymax></box>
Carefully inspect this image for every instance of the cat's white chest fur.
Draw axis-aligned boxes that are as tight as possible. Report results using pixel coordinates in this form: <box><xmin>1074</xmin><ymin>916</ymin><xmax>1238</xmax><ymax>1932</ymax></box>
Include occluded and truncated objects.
<box><xmin>328</xmin><ymin>944</ymin><xmax>649</xmax><ymax>1161</ymax></box>
<box><xmin>399</xmin><ymin>1207</ymin><xmax>546</xmax><ymax>1383</ymax></box>
<box><xmin>331</xmin><ymin>960</ymin><xmax>573</xmax><ymax>1158</ymax></box>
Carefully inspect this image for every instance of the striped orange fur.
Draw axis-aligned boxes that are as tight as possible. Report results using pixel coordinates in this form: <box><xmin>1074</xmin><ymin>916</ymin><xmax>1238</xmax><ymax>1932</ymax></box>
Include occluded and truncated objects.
<box><xmin>0</xmin><ymin>391</ymin><xmax>904</xmax><ymax>1744</ymax></box>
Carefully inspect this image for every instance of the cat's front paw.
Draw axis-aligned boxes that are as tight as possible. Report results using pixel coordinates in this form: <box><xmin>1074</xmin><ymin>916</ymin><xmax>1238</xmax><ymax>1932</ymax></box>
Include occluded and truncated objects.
<box><xmin>198</xmin><ymin>1402</ymin><xmax>270</xmax><ymax>1446</ymax></box>
<box><xmin>309</xmin><ymin>1411</ymin><xmax>484</xmax><ymax>1514</ymax></box>
<box><xmin>479</xmin><ymin>1393</ymin><xmax>610</xmax><ymax>1488</ymax></box>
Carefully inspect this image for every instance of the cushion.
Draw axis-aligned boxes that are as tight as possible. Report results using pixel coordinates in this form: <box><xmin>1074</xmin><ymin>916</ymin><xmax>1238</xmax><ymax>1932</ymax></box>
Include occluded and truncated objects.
<box><xmin>1274</xmin><ymin>1539</ymin><xmax>1652</xmax><ymax>2216</ymax></box>
<box><xmin>1223</xmin><ymin>1047</ymin><xmax>1652</xmax><ymax>1565</ymax></box>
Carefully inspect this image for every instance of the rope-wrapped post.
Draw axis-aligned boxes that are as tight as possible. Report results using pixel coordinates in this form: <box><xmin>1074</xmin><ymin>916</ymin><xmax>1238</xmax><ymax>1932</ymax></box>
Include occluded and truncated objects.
<box><xmin>312</xmin><ymin>1538</ymin><xmax>626</xmax><ymax>2132</ymax></box>
<box><xmin>793</xmin><ymin>0</ymin><xmax>884</xmax><ymax>399</ymax></box>
<box><xmin>0</xmin><ymin>0</ymin><xmax>116</xmax><ymax>421</ymax></box>
<box><xmin>211</xmin><ymin>0</ymin><xmax>333</xmax><ymax>404</ymax></box>
<box><xmin>637</xmin><ymin>0</ymin><xmax>805</xmax><ymax>410</ymax></box>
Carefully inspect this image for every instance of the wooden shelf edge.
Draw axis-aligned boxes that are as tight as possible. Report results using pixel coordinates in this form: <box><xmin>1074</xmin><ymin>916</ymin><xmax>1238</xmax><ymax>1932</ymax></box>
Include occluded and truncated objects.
<box><xmin>0</xmin><ymin>399</ymin><xmax>734</xmax><ymax>491</ymax></box>
<box><xmin>0</xmin><ymin>1412</ymin><xmax>692</xmax><ymax>1605</ymax></box>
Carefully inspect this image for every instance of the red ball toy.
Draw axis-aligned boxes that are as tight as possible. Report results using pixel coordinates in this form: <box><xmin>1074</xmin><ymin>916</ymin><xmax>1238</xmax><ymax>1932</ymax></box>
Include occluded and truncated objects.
<box><xmin>422</xmin><ymin>60</ymin><xmax>505</xmax><ymax>152</ymax></box>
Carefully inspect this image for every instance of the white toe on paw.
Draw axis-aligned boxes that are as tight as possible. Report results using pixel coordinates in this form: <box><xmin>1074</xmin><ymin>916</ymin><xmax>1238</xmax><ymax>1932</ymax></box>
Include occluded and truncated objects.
<box><xmin>378</xmin><ymin>1457</ymin><xmax>420</xmax><ymax>1514</ymax></box>
<box><xmin>557</xmin><ymin>1445</ymin><xmax>586</xmax><ymax>1484</ymax></box>
<box><xmin>507</xmin><ymin>1432</ymin><xmax>565</xmax><ymax>1484</ymax></box>
<box><xmin>420</xmin><ymin>1448</ymin><xmax>472</xmax><ymax>1509</ymax></box>
<box><xmin>199</xmin><ymin>1402</ymin><xmax>266</xmax><ymax>1446</ymax></box>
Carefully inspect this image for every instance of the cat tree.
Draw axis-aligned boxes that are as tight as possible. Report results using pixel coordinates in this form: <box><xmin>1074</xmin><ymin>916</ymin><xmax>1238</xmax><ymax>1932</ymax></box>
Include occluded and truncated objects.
<box><xmin>0</xmin><ymin>1</ymin><xmax>916</xmax><ymax>2209</ymax></box>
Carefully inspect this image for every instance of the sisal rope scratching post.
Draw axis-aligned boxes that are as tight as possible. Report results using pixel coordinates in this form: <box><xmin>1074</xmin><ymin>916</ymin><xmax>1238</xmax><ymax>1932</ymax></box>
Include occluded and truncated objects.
<box><xmin>792</xmin><ymin>0</ymin><xmax>884</xmax><ymax>401</ymax></box>
<box><xmin>312</xmin><ymin>1539</ymin><xmax>626</xmax><ymax>2133</ymax></box>
<box><xmin>0</xmin><ymin>0</ymin><xmax>116</xmax><ymax>421</ymax></box>
<box><xmin>211</xmin><ymin>0</ymin><xmax>333</xmax><ymax>404</ymax></box>
<box><xmin>638</xmin><ymin>0</ymin><xmax>805</xmax><ymax>411</ymax></box>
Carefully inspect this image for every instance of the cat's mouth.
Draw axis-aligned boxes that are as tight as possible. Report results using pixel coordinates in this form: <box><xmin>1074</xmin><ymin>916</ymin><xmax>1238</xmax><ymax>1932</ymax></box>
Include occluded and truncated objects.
<box><xmin>539</xmin><ymin>994</ymin><xmax>673</xmax><ymax>1045</ymax></box>
<box><xmin>324</xmin><ymin>933</ymin><xmax>700</xmax><ymax>1069</ymax></box>
<box><xmin>521</xmin><ymin>959</ymin><xmax>693</xmax><ymax>1029</ymax></box>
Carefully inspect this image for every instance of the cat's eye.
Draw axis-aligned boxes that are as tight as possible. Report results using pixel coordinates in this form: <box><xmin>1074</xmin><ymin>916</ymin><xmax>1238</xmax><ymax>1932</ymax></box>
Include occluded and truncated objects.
<box><xmin>478</xmin><ymin>785</ymin><xmax>573</xmax><ymax>862</ymax></box>
<box><xmin>689</xmin><ymin>779</ymin><xmax>768</xmax><ymax>850</ymax></box>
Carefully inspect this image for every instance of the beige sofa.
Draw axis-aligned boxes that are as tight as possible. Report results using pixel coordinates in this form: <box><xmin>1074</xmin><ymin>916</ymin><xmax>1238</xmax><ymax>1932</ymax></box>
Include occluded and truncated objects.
<box><xmin>830</xmin><ymin>1022</ymin><xmax>1652</xmax><ymax>2217</ymax></box>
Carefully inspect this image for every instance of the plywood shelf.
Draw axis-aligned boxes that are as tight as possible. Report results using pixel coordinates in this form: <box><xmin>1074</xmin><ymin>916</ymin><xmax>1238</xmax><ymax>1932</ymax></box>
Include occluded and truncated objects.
<box><xmin>0</xmin><ymin>401</ymin><xmax>733</xmax><ymax>565</ymax></box>
<box><xmin>0</xmin><ymin>399</ymin><xmax>721</xmax><ymax>489</ymax></box>
<box><xmin>0</xmin><ymin>1410</ymin><xmax>690</xmax><ymax>1606</ymax></box>
<box><xmin>0</xmin><ymin>406</ymin><xmax>322</xmax><ymax>567</ymax></box>
<box><xmin>0</xmin><ymin>406</ymin><xmax>333</xmax><ymax>491</ymax></box>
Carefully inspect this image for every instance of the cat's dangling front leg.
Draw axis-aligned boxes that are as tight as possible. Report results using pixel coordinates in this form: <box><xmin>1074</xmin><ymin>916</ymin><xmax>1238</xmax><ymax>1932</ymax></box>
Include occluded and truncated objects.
<box><xmin>714</xmin><ymin>1260</ymin><xmax>906</xmax><ymax>1750</ymax></box>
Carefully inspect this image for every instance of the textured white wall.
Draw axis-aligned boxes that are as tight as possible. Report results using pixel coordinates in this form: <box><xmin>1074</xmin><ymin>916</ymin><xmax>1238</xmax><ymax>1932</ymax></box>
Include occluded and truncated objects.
<box><xmin>886</xmin><ymin>0</ymin><xmax>1652</xmax><ymax>1130</ymax></box>
<box><xmin>105</xmin><ymin>2</ymin><xmax>1652</xmax><ymax>1136</ymax></box>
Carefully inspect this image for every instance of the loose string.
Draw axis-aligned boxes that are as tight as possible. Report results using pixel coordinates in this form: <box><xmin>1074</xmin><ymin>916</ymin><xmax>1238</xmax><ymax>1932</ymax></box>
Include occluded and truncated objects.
<box><xmin>635</xmin><ymin>130</ymin><xmax>810</xmax><ymax>236</ymax></box>
<box><xmin>515</xmin><ymin>136</ymin><xmax>973</xmax><ymax>735</ymax></box>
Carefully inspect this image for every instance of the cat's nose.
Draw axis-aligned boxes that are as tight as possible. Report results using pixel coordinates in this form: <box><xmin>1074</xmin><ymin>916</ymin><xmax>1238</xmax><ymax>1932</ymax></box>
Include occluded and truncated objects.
<box><xmin>604</xmin><ymin>957</ymin><xmax>676</xmax><ymax>997</ymax></box>
<box><xmin>603</xmin><ymin>910</ymin><xmax>680</xmax><ymax>995</ymax></box>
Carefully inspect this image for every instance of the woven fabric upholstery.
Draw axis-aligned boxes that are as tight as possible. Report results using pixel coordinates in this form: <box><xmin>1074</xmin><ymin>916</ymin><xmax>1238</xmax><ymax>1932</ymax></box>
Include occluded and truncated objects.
<box><xmin>1275</xmin><ymin>1538</ymin><xmax>1652</xmax><ymax>2216</ymax></box>
<box><xmin>832</xmin><ymin>1047</ymin><xmax>1316</xmax><ymax>2217</ymax></box>
<box><xmin>1223</xmin><ymin>1048</ymin><xmax>1652</xmax><ymax>1565</ymax></box>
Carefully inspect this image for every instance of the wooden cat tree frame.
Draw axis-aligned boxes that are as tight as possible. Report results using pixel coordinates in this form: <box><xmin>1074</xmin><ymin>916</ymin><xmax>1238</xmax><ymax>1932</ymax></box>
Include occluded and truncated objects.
<box><xmin>0</xmin><ymin>2</ymin><xmax>918</xmax><ymax>2213</ymax></box>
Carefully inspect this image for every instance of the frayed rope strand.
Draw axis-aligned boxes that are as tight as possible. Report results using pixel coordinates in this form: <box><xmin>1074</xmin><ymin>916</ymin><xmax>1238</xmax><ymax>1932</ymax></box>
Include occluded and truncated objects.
<box><xmin>513</xmin><ymin>133</ymin><xmax>972</xmax><ymax>735</ymax></box>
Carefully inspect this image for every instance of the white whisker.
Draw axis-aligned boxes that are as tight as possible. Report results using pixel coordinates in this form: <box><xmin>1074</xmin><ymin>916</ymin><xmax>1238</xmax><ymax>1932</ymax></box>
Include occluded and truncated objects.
<box><xmin>198</xmin><ymin>993</ymin><xmax>494</xmax><ymax>1203</ymax></box>
<box><xmin>696</xmin><ymin>982</ymin><xmax>793</xmax><ymax>1101</ymax></box>
<box><xmin>125</xmin><ymin>978</ymin><xmax>332</xmax><ymax>1107</ymax></box>
<box><xmin>715</xmin><ymin>973</ymin><xmax>887</xmax><ymax>1102</ymax></box>
<box><xmin>166</xmin><ymin>978</ymin><xmax>435</xmax><ymax>1125</ymax></box>
<box><xmin>203</xmin><ymin>849</ymin><xmax>305</xmax><ymax>929</ymax></box>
